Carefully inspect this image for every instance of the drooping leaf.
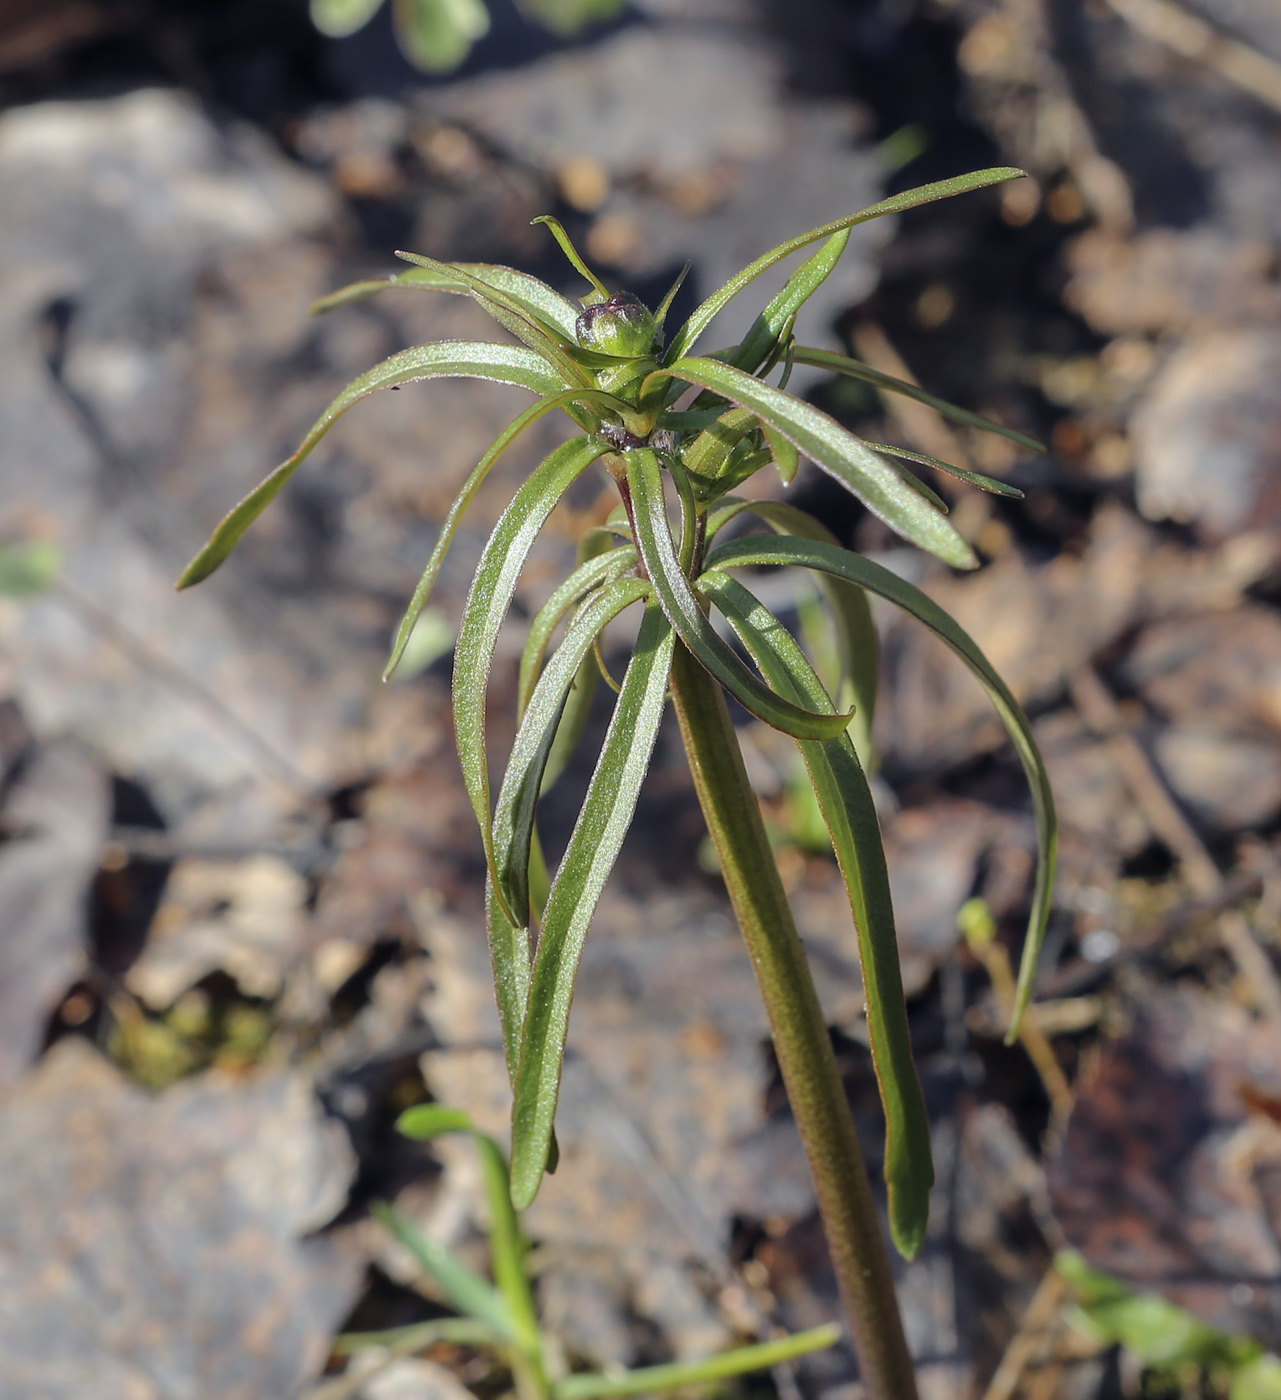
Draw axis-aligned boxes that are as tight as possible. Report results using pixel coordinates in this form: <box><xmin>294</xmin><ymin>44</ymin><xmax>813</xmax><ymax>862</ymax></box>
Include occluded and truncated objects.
<box><xmin>703</xmin><ymin>498</ymin><xmax>878</xmax><ymax>770</ymax></box>
<box><xmin>625</xmin><ymin>450</ymin><xmax>853</xmax><ymax>741</ymax></box>
<box><xmin>703</xmin><ymin>533</ymin><xmax>1057</xmax><ymax>1035</ymax></box>
<box><xmin>395</xmin><ymin>250</ymin><xmax>595</xmax><ymax>389</ymax></box>
<box><xmin>392</xmin><ymin>0</ymin><xmax>489</xmax><ymax>72</ymax></box>
<box><xmin>657</xmin><ymin>356</ymin><xmax>978</xmax><ymax>568</ymax></box>
<box><xmin>494</xmin><ymin>577</ymin><xmax>650</xmax><ymax>927</ymax></box>
<box><xmin>453</xmin><ymin>435</ymin><xmax>606</xmax><ymax>925</ymax></box>
<box><xmin>373</xmin><ymin>1202</ymin><xmax>517</xmax><ymax>1339</ymax></box>
<box><xmin>699</xmin><ymin>570</ymin><xmax>932</xmax><ymax>1257</ymax></box>
<box><xmin>177</xmin><ymin>342</ymin><xmax>564</xmax><ymax>588</ymax></box>
<box><xmin>552</xmin><ymin>1325</ymin><xmax>842</xmax><ymax>1400</ymax></box>
<box><xmin>310</xmin><ymin>0</ymin><xmax>383</xmax><ymax>37</ymax></box>
<box><xmin>664</xmin><ymin>168</ymin><xmax>1026</xmax><ymax>364</ymax></box>
<box><xmin>794</xmin><ymin>346</ymin><xmax>1044</xmax><ymax>455</ymax></box>
<box><xmin>509</xmin><ymin>602</ymin><xmax>676</xmax><ymax>1209</ymax></box>
<box><xmin>385</xmin><ymin>386</ymin><xmax>629</xmax><ymax>678</ymax></box>
<box><xmin>313</xmin><ymin>262</ymin><xmax>583</xmax><ymax>341</ymax></box>
<box><xmin>864</xmin><ymin>441</ymin><xmax>1025</xmax><ymax>498</ymax></box>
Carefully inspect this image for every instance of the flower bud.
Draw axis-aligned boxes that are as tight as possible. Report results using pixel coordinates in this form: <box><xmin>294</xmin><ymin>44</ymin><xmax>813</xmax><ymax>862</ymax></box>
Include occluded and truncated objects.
<box><xmin>574</xmin><ymin>292</ymin><xmax>657</xmax><ymax>358</ymax></box>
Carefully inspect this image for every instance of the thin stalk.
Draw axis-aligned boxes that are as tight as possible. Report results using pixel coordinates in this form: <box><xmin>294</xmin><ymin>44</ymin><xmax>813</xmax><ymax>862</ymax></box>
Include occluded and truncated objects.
<box><xmin>667</xmin><ymin>643</ymin><xmax>919</xmax><ymax>1400</ymax></box>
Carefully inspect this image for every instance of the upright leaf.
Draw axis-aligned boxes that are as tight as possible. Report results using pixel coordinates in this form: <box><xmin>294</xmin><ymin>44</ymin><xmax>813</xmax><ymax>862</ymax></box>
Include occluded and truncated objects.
<box><xmin>704</xmin><ymin>533</ymin><xmax>1057</xmax><ymax>1034</ymax></box>
<box><xmin>178</xmin><ymin>342</ymin><xmax>564</xmax><ymax>588</ymax></box>
<box><xmin>509</xmin><ymin>602</ymin><xmax>676</xmax><ymax>1208</ymax></box>
<box><xmin>699</xmin><ymin>570</ymin><xmax>932</xmax><ymax>1257</ymax></box>
<box><xmin>386</xmin><ymin>386</ymin><xmax>629</xmax><ymax>678</ymax></box>
<box><xmin>454</xmin><ymin>435</ymin><xmax>606</xmax><ymax>924</ymax></box>
<box><xmin>625</xmin><ymin>450</ymin><xmax>853</xmax><ymax>741</ymax></box>
<box><xmin>664</xmin><ymin>169</ymin><xmax>1026</xmax><ymax>363</ymax></box>
<box><xmin>731</xmin><ymin>229</ymin><xmax>851</xmax><ymax>375</ymax></box>
<box><xmin>658</xmin><ymin>356</ymin><xmax>978</xmax><ymax>569</ymax></box>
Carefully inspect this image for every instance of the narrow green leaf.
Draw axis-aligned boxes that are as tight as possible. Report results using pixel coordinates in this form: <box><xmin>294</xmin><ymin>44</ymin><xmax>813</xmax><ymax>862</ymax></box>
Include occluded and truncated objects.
<box><xmin>386</xmin><ymin>386</ymin><xmax>629</xmax><ymax>678</ymax></box>
<box><xmin>681</xmin><ymin>406</ymin><xmax>758</xmax><ymax>489</ymax></box>
<box><xmin>703</xmin><ymin>498</ymin><xmax>878</xmax><ymax>771</ymax></box>
<box><xmin>553</xmin><ymin>1325</ymin><xmax>842</xmax><ymax>1400</ymax></box>
<box><xmin>763</xmin><ymin>418</ymin><xmax>800</xmax><ymax>486</ymax></box>
<box><xmin>494</xmin><ymin>576</ymin><xmax>650</xmax><ymax>926</ymax></box>
<box><xmin>396</xmin><ymin>250</ymin><xmax>595</xmax><ymax>389</ymax></box>
<box><xmin>794</xmin><ymin>346</ymin><xmax>1044</xmax><ymax>454</ymax></box>
<box><xmin>625</xmin><ymin>450</ymin><xmax>853</xmax><ymax>741</ymax></box>
<box><xmin>334</xmin><ymin>1317</ymin><xmax>505</xmax><ymax>1356</ymax></box>
<box><xmin>659</xmin><ymin>356</ymin><xmax>978</xmax><ymax>569</ymax></box>
<box><xmin>700</xmin><ymin>571</ymin><xmax>932</xmax><ymax>1257</ymax></box>
<box><xmin>664</xmin><ymin>168</ymin><xmax>1026</xmax><ymax>364</ymax></box>
<box><xmin>876</xmin><ymin>452</ymin><xmax>950</xmax><ymax>513</ymax></box>
<box><xmin>518</xmin><ymin>544</ymin><xmax>636</xmax><ymax>716</ymax></box>
<box><xmin>313</xmin><ymin>262</ymin><xmax>583</xmax><ymax>341</ymax></box>
<box><xmin>509</xmin><ymin>602</ymin><xmax>676</xmax><ymax>1208</ymax></box>
<box><xmin>653</xmin><ymin>261</ymin><xmax>691</xmax><ymax>333</ymax></box>
<box><xmin>865</xmin><ymin>441</ymin><xmax>1025</xmax><ymax>499</ymax></box>
<box><xmin>454</xmin><ymin>435</ymin><xmax>605</xmax><ymax>924</ymax></box>
<box><xmin>397</xmin><ymin>1104</ymin><xmax>474</xmax><ymax>1138</ymax></box>
<box><xmin>470</xmin><ymin>1134</ymin><xmax>543</xmax><ymax>1361</ymax></box>
<box><xmin>373</xmin><ymin>1202</ymin><xmax>517</xmax><ymax>1339</ymax></box>
<box><xmin>532</xmin><ymin>216</ymin><xmax>610</xmax><ymax>301</ymax></box>
<box><xmin>704</xmin><ymin>533</ymin><xmax>1057</xmax><ymax>1035</ymax></box>
<box><xmin>731</xmin><ymin>229</ymin><xmax>851</xmax><ymax>375</ymax></box>
<box><xmin>177</xmin><ymin>342</ymin><xmax>564</xmax><ymax>589</ymax></box>
<box><xmin>486</xmin><ymin>877</ymin><xmax>532</xmax><ymax>1084</ymax></box>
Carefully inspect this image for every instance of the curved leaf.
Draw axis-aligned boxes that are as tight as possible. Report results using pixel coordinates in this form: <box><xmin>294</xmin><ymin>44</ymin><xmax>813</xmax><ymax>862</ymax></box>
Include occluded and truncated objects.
<box><xmin>704</xmin><ymin>533</ymin><xmax>1057</xmax><ymax>1034</ymax></box>
<box><xmin>794</xmin><ymin>346</ymin><xmax>1044</xmax><ymax>455</ymax></box>
<box><xmin>699</xmin><ymin>570</ymin><xmax>932</xmax><ymax>1257</ymax></box>
<box><xmin>664</xmin><ymin>168</ymin><xmax>1026</xmax><ymax>364</ymax></box>
<box><xmin>313</xmin><ymin>262</ymin><xmax>583</xmax><ymax>340</ymax></box>
<box><xmin>864</xmin><ymin>440</ymin><xmax>1025</xmax><ymax>499</ymax></box>
<box><xmin>386</xmin><ymin>386</ymin><xmax>630</xmax><ymax>678</ymax></box>
<box><xmin>494</xmin><ymin>576</ymin><xmax>650</xmax><ymax>927</ymax></box>
<box><xmin>731</xmin><ymin>230</ymin><xmax>851</xmax><ymax>375</ymax></box>
<box><xmin>659</xmin><ymin>356</ymin><xmax>978</xmax><ymax>569</ymax></box>
<box><xmin>509</xmin><ymin>602</ymin><xmax>675</xmax><ymax>1208</ymax></box>
<box><xmin>178</xmin><ymin>342</ymin><xmax>564</xmax><ymax>588</ymax></box>
<box><xmin>625</xmin><ymin>450</ymin><xmax>852</xmax><ymax>741</ymax></box>
<box><xmin>703</xmin><ymin>498</ymin><xmax>878</xmax><ymax>769</ymax></box>
<box><xmin>518</xmin><ymin>544</ymin><xmax>637</xmax><ymax>716</ymax></box>
<box><xmin>396</xmin><ymin>250</ymin><xmax>594</xmax><ymax>390</ymax></box>
<box><xmin>454</xmin><ymin>435</ymin><xmax>606</xmax><ymax>924</ymax></box>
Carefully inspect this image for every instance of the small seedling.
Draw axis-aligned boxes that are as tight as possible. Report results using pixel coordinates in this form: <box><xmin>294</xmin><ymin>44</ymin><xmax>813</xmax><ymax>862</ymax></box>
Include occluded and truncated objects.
<box><xmin>180</xmin><ymin>169</ymin><xmax>1057</xmax><ymax>1399</ymax></box>
<box><xmin>339</xmin><ymin>1104</ymin><xmax>839</xmax><ymax>1400</ymax></box>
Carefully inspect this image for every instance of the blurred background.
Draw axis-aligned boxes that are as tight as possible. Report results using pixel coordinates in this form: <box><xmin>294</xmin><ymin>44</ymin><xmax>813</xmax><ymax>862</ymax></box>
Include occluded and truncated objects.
<box><xmin>1</xmin><ymin>0</ymin><xmax>1281</xmax><ymax>1396</ymax></box>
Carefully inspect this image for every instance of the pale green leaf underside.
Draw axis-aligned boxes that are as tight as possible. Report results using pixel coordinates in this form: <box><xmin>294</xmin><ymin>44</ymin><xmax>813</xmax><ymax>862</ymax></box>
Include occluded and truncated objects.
<box><xmin>704</xmin><ymin>534</ymin><xmax>1057</xmax><ymax>1035</ymax></box>
<box><xmin>625</xmin><ymin>450</ymin><xmax>853</xmax><ymax>741</ymax></box>
<box><xmin>510</xmin><ymin>601</ymin><xmax>676</xmax><ymax>1209</ymax></box>
<box><xmin>700</xmin><ymin>571</ymin><xmax>932</xmax><ymax>1258</ymax></box>
<box><xmin>661</xmin><ymin>356</ymin><xmax>979</xmax><ymax>569</ymax></box>
<box><xmin>177</xmin><ymin>342</ymin><xmax>563</xmax><ymax>588</ymax></box>
<box><xmin>453</xmin><ymin>435</ymin><xmax>605</xmax><ymax>926</ymax></box>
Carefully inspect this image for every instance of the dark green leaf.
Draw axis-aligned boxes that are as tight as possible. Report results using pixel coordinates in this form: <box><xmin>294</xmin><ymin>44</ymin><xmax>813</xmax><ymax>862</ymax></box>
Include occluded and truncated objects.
<box><xmin>699</xmin><ymin>570</ymin><xmax>932</xmax><ymax>1257</ymax></box>
<box><xmin>794</xmin><ymin>346</ymin><xmax>1044</xmax><ymax>454</ymax></box>
<box><xmin>454</xmin><ymin>435</ymin><xmax>606</xmax><ymax>926</ymax></box>
<box><xmin>703</xmin><ymin>533</ymin><xmax>1057</xmax><ymax>1034</ymax></box>
<box><xmin>509</xmin><ymin>602</ymin><xmax>676</xmax><ymax>1208</ymax></box>
<box><xmin>865</xmin><ymin>441</ymin><xmax>1025</xmax><ymax>498</ymax></box>
<box><xmin>386</xmin><ymin>386</ymin><xmax>629</xmax><ymax>678</ymax></box>
<box><xmin>703</xmin><ymin>498</ymin><xmax>878</xmax><ymax>770</ymax></box>
<box><xmin>659</xmin><ymin>357</ymin><xmax>978</xmax><ymax>569</ymax></box>
<box><xmin>494</xmin><ymin>577</ymin><xmax>650</xmax><ymax>927</ymax></box>
<box><xmin>731</xmin><ymin>230</ymin><xmax>851</xmax><ymax>375</ymax></box>
<box><xmin>625</xmin><ymin>449</ymin><xmax>853</xmax><ymax>740</ymax></box>
<box><xmin>177</xmin><ymin>342</ymin><xmax>564</xmax><ymax>588</ymax></box>
<box><xmin>664</xmin><ymin>168</ymin><xmax>1026</xmax><ymax>364</ymax></box>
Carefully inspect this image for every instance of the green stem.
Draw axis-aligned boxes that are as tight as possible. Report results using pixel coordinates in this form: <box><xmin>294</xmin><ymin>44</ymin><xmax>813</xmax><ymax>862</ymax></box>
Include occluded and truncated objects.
<box><xmin>667</xmin><ymin>643</ymin><xmax>919</xmax><ymax>1400</ymax></box>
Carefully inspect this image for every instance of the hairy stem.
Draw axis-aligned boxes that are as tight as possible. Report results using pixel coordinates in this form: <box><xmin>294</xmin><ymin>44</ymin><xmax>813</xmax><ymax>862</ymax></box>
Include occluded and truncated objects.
<box><xmin>667</xmin><ymin>643</ymin><xmax>918</xmax><ymax>1400</ymax></box>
